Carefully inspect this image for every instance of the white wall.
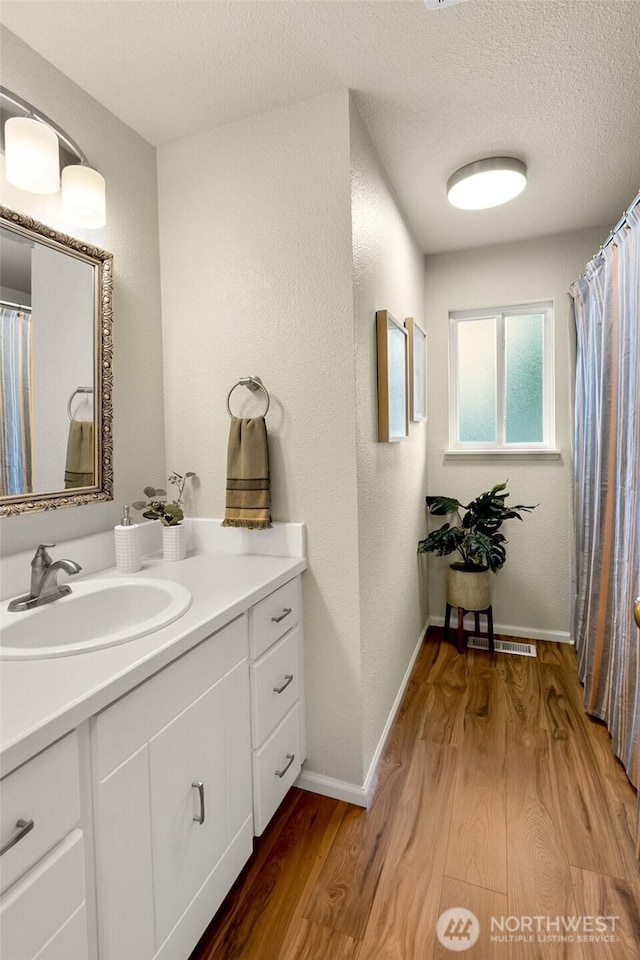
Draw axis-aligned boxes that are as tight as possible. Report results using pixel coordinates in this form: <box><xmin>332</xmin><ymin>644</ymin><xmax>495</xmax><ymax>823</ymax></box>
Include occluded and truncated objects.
<box><xmin>0</xmin><ymin>27</ymin><xmax>165</xmax><ymax>554</ymax></box>
<box><xmin>158</xmin><ymin>90</ymin><xmax>428</xmax><ymax>788</ymax></box>
<box><xmin>158</xmin><ymin>90</ymin><xmax>366</xmax><ymax>783</ymax></box>
<box><xmin>350</xmin><ymin>99</ymin><xmax>428</xmax><ymax>772</ymax></box>
<box><xmin>424</xmin><ymin>226</ymin><xmax>606</xmax><ymax>639</ymax></box>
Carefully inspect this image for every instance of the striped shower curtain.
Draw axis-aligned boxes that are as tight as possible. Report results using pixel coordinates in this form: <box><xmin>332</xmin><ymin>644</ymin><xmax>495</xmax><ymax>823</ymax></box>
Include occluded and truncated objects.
<box><xmin>0</xmin><ymin>307</ymin><xmax>33</xmax><ymax>496</ymax></box>
<box><xmin>571</xmin><ymin>196</ymin><xmax>640</xmax><ymax>851</ymax></box>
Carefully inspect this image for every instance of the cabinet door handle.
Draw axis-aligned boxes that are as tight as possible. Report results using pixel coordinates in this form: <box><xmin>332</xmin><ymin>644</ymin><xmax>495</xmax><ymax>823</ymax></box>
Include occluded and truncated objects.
<box><xmin>1</xmin><ymin>818</ymin><xmax>34</xmax><ymax>857</ymax></box>
<box><xmin>192</xmin><ymin>781</ymin><xmax>205</xmax><ymax>824</ymax></box>
<box><xmin>273</xmin><ymin>674</ymin><xmax>294</xmax><ymax>694</ymax></box>
<box><xmin>274</xmin><ymin>754</ymin><xmax>295</xmax><ymax>778</ymax></box>
<box><xmin>271</xmin><ymin>608</ymin><xmax>292</xmax><ymax>624</ymax></box>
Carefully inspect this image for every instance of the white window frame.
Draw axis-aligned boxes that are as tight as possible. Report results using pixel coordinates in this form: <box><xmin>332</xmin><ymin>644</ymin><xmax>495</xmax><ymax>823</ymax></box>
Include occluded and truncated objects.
<box><xmin>448</xmin><ymin>300</ymin><xmax>556</xmax><ymax>454</ymax></box>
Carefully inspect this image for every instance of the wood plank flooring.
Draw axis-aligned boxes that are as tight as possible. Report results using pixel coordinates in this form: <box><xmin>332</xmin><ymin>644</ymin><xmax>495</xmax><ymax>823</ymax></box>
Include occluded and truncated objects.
<box><xmin>190</xmin><ymin>631</ymin><xmax>639</xmax><ymax>960</ymax></box>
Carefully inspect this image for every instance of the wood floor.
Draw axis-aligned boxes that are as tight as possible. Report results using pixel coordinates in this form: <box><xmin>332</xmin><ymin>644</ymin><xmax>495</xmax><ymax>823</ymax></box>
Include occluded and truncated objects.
<box><xmin>190</xmin><ymin>631</ymin><xmax>640</xmax><ymax>960</ymax></box>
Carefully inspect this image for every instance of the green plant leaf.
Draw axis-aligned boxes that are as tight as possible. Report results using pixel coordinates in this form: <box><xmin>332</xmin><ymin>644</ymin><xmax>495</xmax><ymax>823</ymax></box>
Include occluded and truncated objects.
<box><xmin>418</xmin><ymin>523</ymin><xmax>464</xmax><ymax>556</ymax></box>
<box><xmin>425</xmin><ymin>496</ymin><xmax>461</xmax><ymax>516</ymax></box>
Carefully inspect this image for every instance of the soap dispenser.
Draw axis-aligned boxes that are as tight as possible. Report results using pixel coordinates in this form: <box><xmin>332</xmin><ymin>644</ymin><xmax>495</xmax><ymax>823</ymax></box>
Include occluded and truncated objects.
<box><xmin>114</xmin><ymin>505</ymin><xmax>142</xmax><ymax>574</ymax></box>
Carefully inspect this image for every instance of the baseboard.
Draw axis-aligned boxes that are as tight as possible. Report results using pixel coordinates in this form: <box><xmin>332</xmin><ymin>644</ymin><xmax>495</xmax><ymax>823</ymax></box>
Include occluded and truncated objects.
<box><xmin>294</xmin><ymin>770</ymin><xmax>368</xmax><ymax>808</ymax></box>
<box><xmin>294</xmin><ymin>620</ymin><xmax>430</xmax><ymax>807</ymax></box>
<box><xmin>429</xmin><ymin>614</ymin><xmax>572</xmax><ymax>644</ymax></box>
<box><xmin>362</xmin><ymin>620</ymin><xmax>430</xmax><ymax>802</ymax></box>
<box><xmin>296</xmin><ymin>619</ymin><xmax>431</xmax><ymax>810</ymax></box>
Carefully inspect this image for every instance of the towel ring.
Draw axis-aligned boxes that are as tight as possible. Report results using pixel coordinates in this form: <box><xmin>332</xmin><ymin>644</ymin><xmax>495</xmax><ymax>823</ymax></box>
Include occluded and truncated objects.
<box><xmin>67</xmin><ymin>386</ymin><xmax>93</xmax><ymax>421</ymax></box>
<box><xmin>226</xmin><ymin>376</ymin><xmax>270</xmax><ymax>418</ymax></box>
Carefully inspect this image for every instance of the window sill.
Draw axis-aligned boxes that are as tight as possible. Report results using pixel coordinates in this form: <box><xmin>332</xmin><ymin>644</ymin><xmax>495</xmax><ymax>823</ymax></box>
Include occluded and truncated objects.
<box><xmin>444</xmin><ymin>449</ymin><xmax>562</xmax><ymax>460</ymax></box>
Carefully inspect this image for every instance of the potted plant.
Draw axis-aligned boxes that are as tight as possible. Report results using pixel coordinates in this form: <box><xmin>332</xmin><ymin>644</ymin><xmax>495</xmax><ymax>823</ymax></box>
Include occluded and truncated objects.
<box><xmin>417</xmin><ymin>482</ymin><xmax>536</xmax><ymax>610</ymax></box>
<box><xmin>133</xmin><ymin>471</ymin><xmax>196</xmax><ymax>561</ymax></box>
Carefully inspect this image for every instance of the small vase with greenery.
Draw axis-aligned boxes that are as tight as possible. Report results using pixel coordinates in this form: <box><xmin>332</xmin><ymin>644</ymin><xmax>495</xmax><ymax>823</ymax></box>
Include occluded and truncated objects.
<box><xmin>418</xmin><ymin>481</ymin><xmax>537</xmax><ymax>572</ymax></box>
<box><xmin>133</xmin><ymin>471</ymin><xmax>196</xmax><ymax>526</ymax></box>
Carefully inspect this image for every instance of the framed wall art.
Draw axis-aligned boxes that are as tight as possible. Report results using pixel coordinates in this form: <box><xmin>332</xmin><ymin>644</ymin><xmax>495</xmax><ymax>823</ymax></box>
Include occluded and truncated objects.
<box><xmin>405</xmin><ymin>317</ymin><xmax>427</xmax><ymax>422</ymax></box>
<box><xmin>376</xmin><ymin>310</ymin><xmax>408</xmax><ymax>442</ymax></box>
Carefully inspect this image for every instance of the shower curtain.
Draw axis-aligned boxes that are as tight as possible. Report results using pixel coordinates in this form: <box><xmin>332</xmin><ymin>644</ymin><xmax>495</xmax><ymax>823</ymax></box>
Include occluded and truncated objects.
<box><xmin>571</xmin><ymin>196</ymin><xmax>640</xmax><ymax>853</ymax></box>
<box><xmin>0</xmin><ymin>307</ymin><xmax>33</xmax><ymax>496</ymax></box>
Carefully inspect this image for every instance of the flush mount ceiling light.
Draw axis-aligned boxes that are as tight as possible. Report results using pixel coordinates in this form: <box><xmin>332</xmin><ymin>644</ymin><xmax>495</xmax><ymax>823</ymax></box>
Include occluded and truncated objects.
<box><xmin>447</xmin><ymin>157</ymin><xmax>528</xmax><ymax>210</ymax></box>
<box><xmin>1</xmin><ymin>86</ymin><xmax>106</xmax><ymax>228</ymax></box>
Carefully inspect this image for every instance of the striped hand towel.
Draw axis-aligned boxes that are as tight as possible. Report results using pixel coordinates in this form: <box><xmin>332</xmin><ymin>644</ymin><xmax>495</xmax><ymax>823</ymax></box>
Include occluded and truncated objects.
<box><xmin>64</xmin><ymin>420</ymin><xmax>94</xmax><ymax>488</ymax></box>
<box><xmin>222</xmin><ymin>417</ymin><xmax>272</xmax><ymax>529</ymax></box>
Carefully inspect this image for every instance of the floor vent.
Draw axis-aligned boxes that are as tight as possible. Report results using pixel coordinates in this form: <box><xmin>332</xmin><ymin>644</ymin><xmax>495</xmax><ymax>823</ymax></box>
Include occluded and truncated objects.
<box><xmin>467</xmin><ymin>636</ymin><xmax>537</xmax><ymax>657</ymax></box>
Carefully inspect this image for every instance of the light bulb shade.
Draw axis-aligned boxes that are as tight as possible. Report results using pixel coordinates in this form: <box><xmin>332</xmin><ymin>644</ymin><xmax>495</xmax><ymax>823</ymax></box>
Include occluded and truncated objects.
<box><xmin>447</xmin><ymin>157</ymin><xmax>527</xmax><ymax>210</ymax></box>
<box><xmin>4</xmin><ymin>116</ymin><xmax>60</xmax><ymax>194</ymax></box>
<box><xmin>61</xmin><ymin>164</ymin><xmax>106</xmax><ymax>228</ymax></box>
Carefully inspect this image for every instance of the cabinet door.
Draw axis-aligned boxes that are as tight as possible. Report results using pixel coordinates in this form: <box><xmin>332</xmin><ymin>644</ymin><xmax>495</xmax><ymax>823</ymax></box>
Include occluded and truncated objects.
<box><xmin>94</xmin><ymin>746</ymin><xmax>155</xmax><ymax>960</ymax></box>
<box><xmin>149</xmin><ymin>681</ymin><xmax>227</xmax><ymax>948</ymax></box>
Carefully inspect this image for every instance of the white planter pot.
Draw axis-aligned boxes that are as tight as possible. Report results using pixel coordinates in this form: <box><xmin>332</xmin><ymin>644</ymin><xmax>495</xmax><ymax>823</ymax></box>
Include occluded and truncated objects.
<box><xmin>162</xmin><ymin>524</ymin><xmax>186</xmax><ymax>562</ymax></box>
<box><xmin>446</xmin><ymin>563</ymin><xmax>491</xmax><ymax>611</ymax></box>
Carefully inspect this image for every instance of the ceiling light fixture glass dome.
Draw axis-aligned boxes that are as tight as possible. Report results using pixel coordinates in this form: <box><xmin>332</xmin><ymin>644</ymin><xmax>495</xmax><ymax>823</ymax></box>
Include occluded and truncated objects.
<box><xmin>447</xmin><ymin>157</ymin><xmax>527</xmax><ymax>210</ymax></box>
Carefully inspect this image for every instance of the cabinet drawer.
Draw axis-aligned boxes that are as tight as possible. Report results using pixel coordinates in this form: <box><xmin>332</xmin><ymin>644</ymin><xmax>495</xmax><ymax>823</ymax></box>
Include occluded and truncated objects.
<box><xmin>0</xmin><ymin>733</ymin><xmax>80</xmax><ymax>894</ymax></box>
<box><xmin>252</xmin><ymin>703</ymin><xmax>301</xmax><ymax>836</ymax></box>
<box><xmin>250</xmin><ymin>578</ymin><xmax>299</xmax><ymax>661</ymax></box>
<box><xmin>34</xmin><ymin>904</ymin><xmax>87</xmax><ymax>960</ymax></box>
<box><xmin>250</xmin><ymin>628</ymin><xmax>300</xmax><ymax>747</ymax></box>
<box><xmin>0</xmin><ymin>829</ymin><xmax>86</xmax><ymax>960</ymax></box>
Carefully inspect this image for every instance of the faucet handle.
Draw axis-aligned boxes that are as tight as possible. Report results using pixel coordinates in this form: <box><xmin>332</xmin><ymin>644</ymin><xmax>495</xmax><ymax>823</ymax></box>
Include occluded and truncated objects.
<box><xmin>32</xmin><ymin>544</ymin><xmax>55</xmax><ymax>565</ymax></box>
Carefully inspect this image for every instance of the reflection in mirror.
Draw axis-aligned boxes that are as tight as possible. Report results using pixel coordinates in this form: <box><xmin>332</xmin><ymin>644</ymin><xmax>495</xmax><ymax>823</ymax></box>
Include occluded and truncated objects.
<box><xmin>0</xmin><ymin>206</ymin><xmax>113</xmax><ymax>516</ymax></box>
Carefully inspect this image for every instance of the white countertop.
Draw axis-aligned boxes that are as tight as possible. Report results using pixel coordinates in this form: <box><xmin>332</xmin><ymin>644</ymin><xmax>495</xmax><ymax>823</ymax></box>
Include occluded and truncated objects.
<box><xmin>1</xmin><ymin>543</ymin><xmax>306</xmax><ymax>776</ymax></box>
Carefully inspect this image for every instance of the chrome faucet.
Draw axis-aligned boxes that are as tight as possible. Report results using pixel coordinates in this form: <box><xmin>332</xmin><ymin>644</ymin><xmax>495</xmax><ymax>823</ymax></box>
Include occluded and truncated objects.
<box><xmin>7</xmin><ymin>544</ymin><xmax>82</xmax><ymax>612</ymax></box>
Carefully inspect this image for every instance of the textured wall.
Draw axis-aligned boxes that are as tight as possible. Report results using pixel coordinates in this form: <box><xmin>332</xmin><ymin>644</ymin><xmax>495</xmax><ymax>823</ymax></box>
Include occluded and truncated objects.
<box><xmin>424</xmin><ymin>226</ymin><xmax>607</xmax><ymax>638</ymax></box>
<box><xmin>157</xmin><ymin>91</ymin><xmax>365</xmax><ymax>783</ymax></box>
<box><xmin>0</xmin><ymin>27</ymin><xmax>166</xmax><ymax>554</ymax></box>
<box><xmin>349</xmin><ymin>99</ymin><xmax>429</xmax><ymax>773</ymax></box>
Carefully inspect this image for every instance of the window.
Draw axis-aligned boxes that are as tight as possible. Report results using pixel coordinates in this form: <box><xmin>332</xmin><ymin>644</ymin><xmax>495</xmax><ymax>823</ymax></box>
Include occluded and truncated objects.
<box><xmin>448</xmin><ymin>301</ymin><xmax>555</xmax><ymax>453</ymax></box>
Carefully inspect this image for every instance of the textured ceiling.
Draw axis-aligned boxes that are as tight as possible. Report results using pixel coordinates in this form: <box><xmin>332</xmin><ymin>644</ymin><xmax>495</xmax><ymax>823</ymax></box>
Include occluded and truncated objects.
<box><xmin>1</xmin><ymin>0</ymin><xmax>639</xmax><ymax>254</ymax></box>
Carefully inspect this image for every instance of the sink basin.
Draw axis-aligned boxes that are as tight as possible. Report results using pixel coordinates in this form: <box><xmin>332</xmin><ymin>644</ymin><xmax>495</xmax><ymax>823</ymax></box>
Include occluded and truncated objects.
<box><xmin>0</xmin><ymin>578</ymin><xmax>192</xmax><ymax>660</ymax></box>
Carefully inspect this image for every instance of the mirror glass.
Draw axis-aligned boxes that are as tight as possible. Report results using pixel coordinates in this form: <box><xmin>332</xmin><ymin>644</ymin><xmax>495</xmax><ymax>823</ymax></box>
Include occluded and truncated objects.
<box><xmin>0</xmin><ymin>205</ymin><xmax>113</xmax><ymax>516</ymax></box>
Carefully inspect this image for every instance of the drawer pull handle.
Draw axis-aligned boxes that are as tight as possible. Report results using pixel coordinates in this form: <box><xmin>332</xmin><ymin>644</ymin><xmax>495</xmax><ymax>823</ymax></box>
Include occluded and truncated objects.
<box><xmin>192</xmin><ymin>781</ymin><xmax>205</xmax><ymax>824</ymax></box>
<box><xmin>273</xmin><ymin>674</ymin><xmax>294</xmax><ymax>694</ymax></box>
<box><xmin>1</xmin><ymin>818</ymin><xmax>34</xmax><ymax>856</ymax></box>
<box><xmin>275</xmin><ymin>754</ymin><xmax>295</xmax><ymax>778</ymax></box>
<box><xmin>271</xmin><ymin>607</ymin><xmax>292</xmax><ymax>624</ymax></box>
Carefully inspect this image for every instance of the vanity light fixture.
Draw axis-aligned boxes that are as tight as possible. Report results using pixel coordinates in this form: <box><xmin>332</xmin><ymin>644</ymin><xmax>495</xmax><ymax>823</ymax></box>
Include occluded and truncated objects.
<box><xmin>1</xmin><ymin>86</ymin><xmax>106</xmax><ymax>228</ymax></box>
<box><xmin>61</xmin><ymin>165</ymin><xmax>106</xmax><ymax>229</ymax></box>
<box><xmin>447</xmin><ymin>157</ymin><xmax>527</xmax><ymax>210</ymax></box>
<box><xmin>4</xmin><ymin>116</ymin><xmax>60</xmax><ymax>194</ymax></box>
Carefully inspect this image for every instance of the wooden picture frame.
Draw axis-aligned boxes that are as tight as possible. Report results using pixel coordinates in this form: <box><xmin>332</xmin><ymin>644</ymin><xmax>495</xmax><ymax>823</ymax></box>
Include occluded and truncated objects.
<box><xmin>405</xmin><ymin>317</ymin><xmax>427</xmax><ymax>422</ymax></box>
<box><xmin>376</xmin><ymin>310</ymin><xmax>408</xmax><ymax>442</ymax></box>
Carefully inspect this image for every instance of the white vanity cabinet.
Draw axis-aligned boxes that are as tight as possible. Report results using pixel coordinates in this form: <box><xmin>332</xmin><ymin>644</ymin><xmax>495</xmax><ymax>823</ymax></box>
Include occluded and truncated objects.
<box><xmin>0</xmin><ymin>546</ymin><xmax>306</xmax><ymax>960</ymax></box>
<box><xmin>249</xmin><ymin>576</ymin><xmax>305</xmax><ymax>835</ymax></box>
<box><xmin>0</xmin><ymin>733</ymin><xmax>89</xmax><ymax>960</ymax></box>
<box><xmin>91</xmin><ymin>615</ymin><xmax>253</xmax><ymax>960</ymax></box>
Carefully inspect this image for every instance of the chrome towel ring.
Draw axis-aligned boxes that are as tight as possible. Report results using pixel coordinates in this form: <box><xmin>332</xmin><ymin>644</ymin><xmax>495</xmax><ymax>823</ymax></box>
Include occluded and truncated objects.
<box><xmin>226</xmin><ymin>376</ymin><xmax>270</xmax><ymax>418</ymax></box>
<box><xmin>67</xmin><ymin>386</ymin><xmax>93</xmax><ymax>421</ymax></box>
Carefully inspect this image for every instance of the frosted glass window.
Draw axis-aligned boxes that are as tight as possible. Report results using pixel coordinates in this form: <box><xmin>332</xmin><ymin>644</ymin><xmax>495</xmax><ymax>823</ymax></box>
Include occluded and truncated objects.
<box><xmin>457</xmin><ymin>317</ymin><xmax>496</xmax><ymax>442</ymax></box>
<box><xmin>449</xmin><ymin>301</ymin><xmax>554</xmax><ymax>451</ymax></box>
<box><xmin>388</xmin><ymin>323</ymin><xmax>407</xmax><ymax>438</ymax></box>
<box><xmin>505</xmin><ymin>314</ymin><xmax>543</xmax><ymax>442</ymax></box>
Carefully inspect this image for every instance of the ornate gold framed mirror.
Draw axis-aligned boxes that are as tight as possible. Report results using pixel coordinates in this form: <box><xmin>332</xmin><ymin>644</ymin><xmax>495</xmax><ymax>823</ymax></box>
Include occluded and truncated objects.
<box><xmin>0</xmin><ymin>205</ymin><xmax>113</xmax><ymax>516</ymax></box>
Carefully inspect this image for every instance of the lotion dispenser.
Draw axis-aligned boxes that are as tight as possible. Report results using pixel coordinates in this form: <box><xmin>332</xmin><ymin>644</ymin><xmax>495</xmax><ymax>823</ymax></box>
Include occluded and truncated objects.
<box><xmin>114</xmin><ymin>504</ymin><xmax>142</xmax><ymax>574</ymax></box>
